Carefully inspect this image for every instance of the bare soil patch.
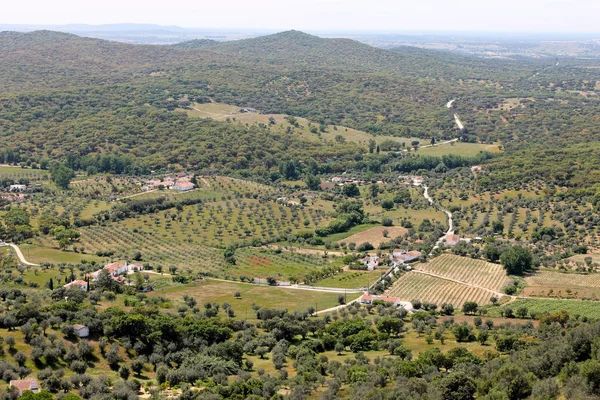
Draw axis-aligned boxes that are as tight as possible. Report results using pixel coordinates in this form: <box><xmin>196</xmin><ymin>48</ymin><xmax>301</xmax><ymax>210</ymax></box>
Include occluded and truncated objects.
<box><xmin>339</xmin><ymin>226</ymin><xmax>407</xmax><ymax>247</ymax></box>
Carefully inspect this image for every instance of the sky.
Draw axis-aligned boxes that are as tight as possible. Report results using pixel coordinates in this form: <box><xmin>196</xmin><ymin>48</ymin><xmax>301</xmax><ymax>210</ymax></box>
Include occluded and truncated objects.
<box><xmin>3</xmin><ymin>0</ymin><xmax>600</xmax><ymax>34</ymax></box>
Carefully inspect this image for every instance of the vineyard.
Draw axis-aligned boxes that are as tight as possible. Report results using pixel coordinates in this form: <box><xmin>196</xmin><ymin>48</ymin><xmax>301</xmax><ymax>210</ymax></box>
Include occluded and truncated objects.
<box><xmin>387</xmin><ymin>272</ymin><xmax>502</xmax><ymax>308</ymax></box>
<box><xmin>414</xmin><ymin>254</ymin><xmax>512</xmax><ymax>292</ymax></box>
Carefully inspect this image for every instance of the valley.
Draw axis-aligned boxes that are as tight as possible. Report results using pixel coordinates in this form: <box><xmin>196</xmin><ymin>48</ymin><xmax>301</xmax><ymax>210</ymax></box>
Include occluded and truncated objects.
<box><xmin>1</xmin><ymin>27</ymin><xmax>600</xmax><ymax>400</ymax></box>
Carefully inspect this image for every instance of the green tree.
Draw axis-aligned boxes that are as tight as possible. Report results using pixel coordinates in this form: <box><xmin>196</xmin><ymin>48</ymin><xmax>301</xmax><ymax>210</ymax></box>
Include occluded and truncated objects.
<box><xmin>462</xmin><ymin>301</ymin><xmax>478</xmax><ymax>315</ymax></box>
<box><xmin>436</xmin><ymin>372</ymin><xmax>477</xmax><ymax>400</ymax></box>
<box><xmin>305</xmin><ymin>174</ymin><xmax>321</xmax><ymax>190</ymax></box>
<box><xmin>500</xmin><ymin>246</ymin><xmax>533</xmax><ymax>275</ymax></box>
<box><xmin>51</xmin><ymin>163</ymin><xmax>75</xmax><ymax>189</ymax></box>
<box><xmin>376</xmin><ymin>317</ymin><xmax>404</xmax><ymax>336</ymax></box>
<box><xmin>343</xmin><ymin>184</ymin><xmax>360</xmax><ymax>197</ymax></box>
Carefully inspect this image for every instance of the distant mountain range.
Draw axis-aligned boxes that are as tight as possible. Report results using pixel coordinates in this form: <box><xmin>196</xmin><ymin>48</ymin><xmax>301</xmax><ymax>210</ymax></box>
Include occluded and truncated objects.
<box><xmin>3</xmin><ymin>23</ymin><xmax>600</xmax><ymax>58</ymax></box>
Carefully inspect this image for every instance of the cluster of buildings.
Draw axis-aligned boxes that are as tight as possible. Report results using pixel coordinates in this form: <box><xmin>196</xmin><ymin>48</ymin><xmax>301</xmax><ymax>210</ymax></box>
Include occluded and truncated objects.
<box><xmin>0</xmin><ymin>183</ymin><xmax>28</xmax><ymax>202</ymax></box>
<box><xmin>399</xmin><ymin>175</ymin><xmax>424</xmax><ymax>186</ymax></box>
<box><xmin>64</xmin><ymin>261</ymin><xmax>143</xmax><ymax>291</ymax></box>
<box><xmin>330</xmin><ymin>176</ymin><xmax>364</xmax><ymax>185</ymax></box>
<box><xmin>359</xmin><ymin>248</ymin><xmax>422</xmax><ymax>271</ymax></box>
<box><xmin>143</xmin><ymin>173</ymin><xmax>195</xmax><ymax>192</ymax></box>
<box><xmin>0</xmin><ymin>193</ymin><xmax>25</xmax><ymax>202</ymax></box>
<box><xmin>359</xmin><ymin>293</ymin><xmax>414</xmax><ymax>311</ymax></box>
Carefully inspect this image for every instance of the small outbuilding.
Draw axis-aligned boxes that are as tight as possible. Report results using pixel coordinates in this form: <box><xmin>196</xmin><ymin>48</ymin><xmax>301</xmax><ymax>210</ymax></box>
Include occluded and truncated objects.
<box><xmin>72</xmin><ymin>324</ymin><xmax>89</xmax><ymax>338</ymax></box>
<box><xmin>9</xmin><ymin>379</ymin><xmax>39</xmax><ymax>395</ymax></box>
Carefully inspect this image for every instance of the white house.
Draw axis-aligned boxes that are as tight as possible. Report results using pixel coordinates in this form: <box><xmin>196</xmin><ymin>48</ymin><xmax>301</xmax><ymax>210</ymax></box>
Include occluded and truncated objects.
<box><xmin>9</xmin><ymin>184</ymin><xmax>26</xmax><ymax>192</ymax></box>
<box><xmin>72</xmin><ymin>324</ymin><xmax>89</xmax><ymax>338</ymax></box>
<box><xmin>390</xmin><ymin>250</ymin><xmax>422</xmax><ymax>267</ymax></box>
<box><xmin>360</xmin><ymin>256</ymin><xmax>380</xmax><ymax>271</ymax></box>
<box><xmin>90</xmin><ymin>261</ymin><xmax>131</xmax><ymax>281</ymax></box>
<box><xmin>172</xmin><ymin>179</ymin><xmax>194</xmax><ymax>192</ymax></box>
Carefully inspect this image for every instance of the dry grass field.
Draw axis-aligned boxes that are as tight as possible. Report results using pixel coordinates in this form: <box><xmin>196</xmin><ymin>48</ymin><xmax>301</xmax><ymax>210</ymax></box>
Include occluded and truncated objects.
<box><xmin>337</xmin><ymin>225</ymin><xmax>407</xmax><ymax>247</ymax></box>
<box><xmin>523</xmin><ymin>269</ymin><xmax>600</xmax><ymax>299</ymax></box>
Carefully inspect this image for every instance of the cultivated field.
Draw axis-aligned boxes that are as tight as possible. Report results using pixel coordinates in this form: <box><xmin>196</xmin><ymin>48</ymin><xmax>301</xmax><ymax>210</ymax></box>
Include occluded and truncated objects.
<box><xmin>418</xmin><ymin>142</ymin><xmax>502</xmax><ymax>157</ymax></box>
<box><xmin>314</xmin><ymin>270</ymin><xmax>383</xmax><ymax>289</ymax></box>
<box><xmin>414</xmin><ymin>254</ymin><xmax>512</xmax><ymax>292</ymax></box>
<box><xmin>499</xmin><ymin>298</ymin><xmax>600</xmax><ymax>319</ymax></box>
<box><xmin>387</xmin><ymin>271</ymin><xmax>502</xmax><ymax>308</ymax></box>
<box><xmin>150</xmin><ymin>279</ymin><xmax>342</xmax><ymax>318</ymax></box>
<box><xmin>523</xmin><ymin>269</ymin><xmax>600</xmax><ymax>300</ymax></box>
<box><xmin>0</xmin><ymin>165</ymin><xmax>49</xmax><ymax>181</ymax></box>
<box><xmin>337</xmin><ymin>225</ymin><xmax>407</xmax><ymax>247</ymax></box>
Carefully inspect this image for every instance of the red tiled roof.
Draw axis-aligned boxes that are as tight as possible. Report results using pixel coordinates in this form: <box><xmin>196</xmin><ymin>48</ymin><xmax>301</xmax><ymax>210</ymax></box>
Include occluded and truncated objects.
<box><xmin>361</xmin><ymin>294</ymin><xmax>400</xmax><ymax>303</ymax></box>
<box><xmin>9</xmin><ymin>379</ymin><xmax>38</xmax><ymax>393</ymax></box>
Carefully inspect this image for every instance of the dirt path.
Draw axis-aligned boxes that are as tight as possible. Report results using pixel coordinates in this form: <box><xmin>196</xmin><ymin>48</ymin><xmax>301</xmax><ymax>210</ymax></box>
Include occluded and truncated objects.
<box><xmin>422</xmin><ymin>185</ymin><xmax>454</xmax><ymax>251</ymax></box>
<box><xmin>0</xmin><ymin>242</ymin><xmax>39</xmax><ymax>266</ymax></box>
<box><xmin>315</xmin><ymin>296</ymin><xmax>362</xmax><ymax>315</ymax></box>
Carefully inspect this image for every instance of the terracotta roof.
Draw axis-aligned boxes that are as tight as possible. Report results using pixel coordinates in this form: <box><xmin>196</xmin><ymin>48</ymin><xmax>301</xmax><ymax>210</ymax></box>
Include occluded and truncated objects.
<box><xmin>9</xmin><ymin>379</ymin><xmax>39</xmax><ymax>393</ymax></box>
<box><xmin>64</xmin><ymin>280</ymin><xmax>87</xmax><ymax>287</ymax></box>
<box><xmin>104</xmin><ymin>261</ymin><xmax>126</xmax><ymax>272</ymax></box>
<box><xmin>361</xmin><ymin>294</ymin><xmax>400</xmax><ymax>303</ymax></box>
<box><xmin>445</xmin><ymin>234</ymin><xmax>460</xmax><ymax>245</ymax></box>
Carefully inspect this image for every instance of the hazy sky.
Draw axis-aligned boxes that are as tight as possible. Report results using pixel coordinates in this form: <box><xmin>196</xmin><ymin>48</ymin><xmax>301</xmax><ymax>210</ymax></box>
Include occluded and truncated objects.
<box><xmin>3</xmin><ymin>0</ymin><xmax>600</xmax><ymax>33</ymax></box>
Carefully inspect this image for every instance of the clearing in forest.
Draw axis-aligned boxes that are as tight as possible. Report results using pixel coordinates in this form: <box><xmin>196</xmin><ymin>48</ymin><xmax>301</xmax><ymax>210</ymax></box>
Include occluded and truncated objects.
<box><xmin>337</xmin><ymin>225</ymin><xmax>407</xmax><ymax>247</ymax></box>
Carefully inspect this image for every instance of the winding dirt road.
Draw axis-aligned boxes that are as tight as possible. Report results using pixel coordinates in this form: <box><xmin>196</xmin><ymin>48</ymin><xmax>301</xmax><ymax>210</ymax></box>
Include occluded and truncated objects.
<box><xmin>0</xmin><ymin>242</ymin><xmax>39</xmax><ymax>266</ymax></box>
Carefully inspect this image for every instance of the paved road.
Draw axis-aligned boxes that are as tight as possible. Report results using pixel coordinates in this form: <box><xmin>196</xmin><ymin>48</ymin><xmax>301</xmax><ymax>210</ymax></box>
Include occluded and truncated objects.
<box><xmin>0</xmin><ymin>242</ymin><xmax>39</xmax><ymax>266</ymax></box>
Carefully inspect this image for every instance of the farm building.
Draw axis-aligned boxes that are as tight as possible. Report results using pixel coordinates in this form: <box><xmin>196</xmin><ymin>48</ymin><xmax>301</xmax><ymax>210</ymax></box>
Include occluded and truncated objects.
<box><xmin>444</xmin><ymin>234</ymin><xmax>461</xmax><ymax>246</ymax></box>
<box><xmin>360</xmin><ymin>293</ymin><xmax>402</xmax><ymax>306</ymax></box>
<box><xmin>471</xmin><ymin>165</ymin><xmax>483</xmax><ymax>172</ymax></box>
<box><xmin>360</xmin><ymin>256</ymin><xmax>381</xmax><ymax>271</ymax></box>
<box><xmin>9</xmin><ymin>184</ymin><xmax>26</xmax><ymax>192</ymax></box>
<box><xmin>63</xmin><ymin>279</ymin><xmax>88</xmax><ymax>291</ymax></box>
<box><xmin>390</xmin><ymin>250</ymin><xmax>422</xmax><ymax>266</ymax></box>
<box><xmin>0</xmin><ymin>193</ymin><xmax>25</xmax><ymax>201</ymax></box>
<box><xmin>72</xmin><ymin>324</ymin><xmax>89</xmax><ymax>338</ymax></box>
<box><xmin>172</xmin><ymin>179</ymin><xmax>194</xmax><ymax>192</ymax></box>
<box><xmin>392</xmin><ymin>248</ymin><xmax>407</xmax><ymax>258</ymax></box>
<box><xmin>9</xmin><ymin>379</ymin><xmax>39</xmax><ymax>395</ymax></box>
<box><xmin>90</xmin><ymin>261</ymin><xmax>133</xmax><ymax>281</ymax></box>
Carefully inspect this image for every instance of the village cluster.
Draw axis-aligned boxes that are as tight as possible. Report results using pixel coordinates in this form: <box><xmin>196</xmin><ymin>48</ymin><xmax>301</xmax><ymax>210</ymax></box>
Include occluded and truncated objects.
<box><xmin>0</xmin><ymin>183</ymin><xmax>28</xmax><ymax>202</ymax></box>
<box><xmin>142</xmin><ymin>173</ymin><xmax>195</xmax><ymax>192</ymax></box>
<box><xmin>63</xmin><ymin>260</ymin><xmax>145</xmax><ymax>292</ymax></box>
